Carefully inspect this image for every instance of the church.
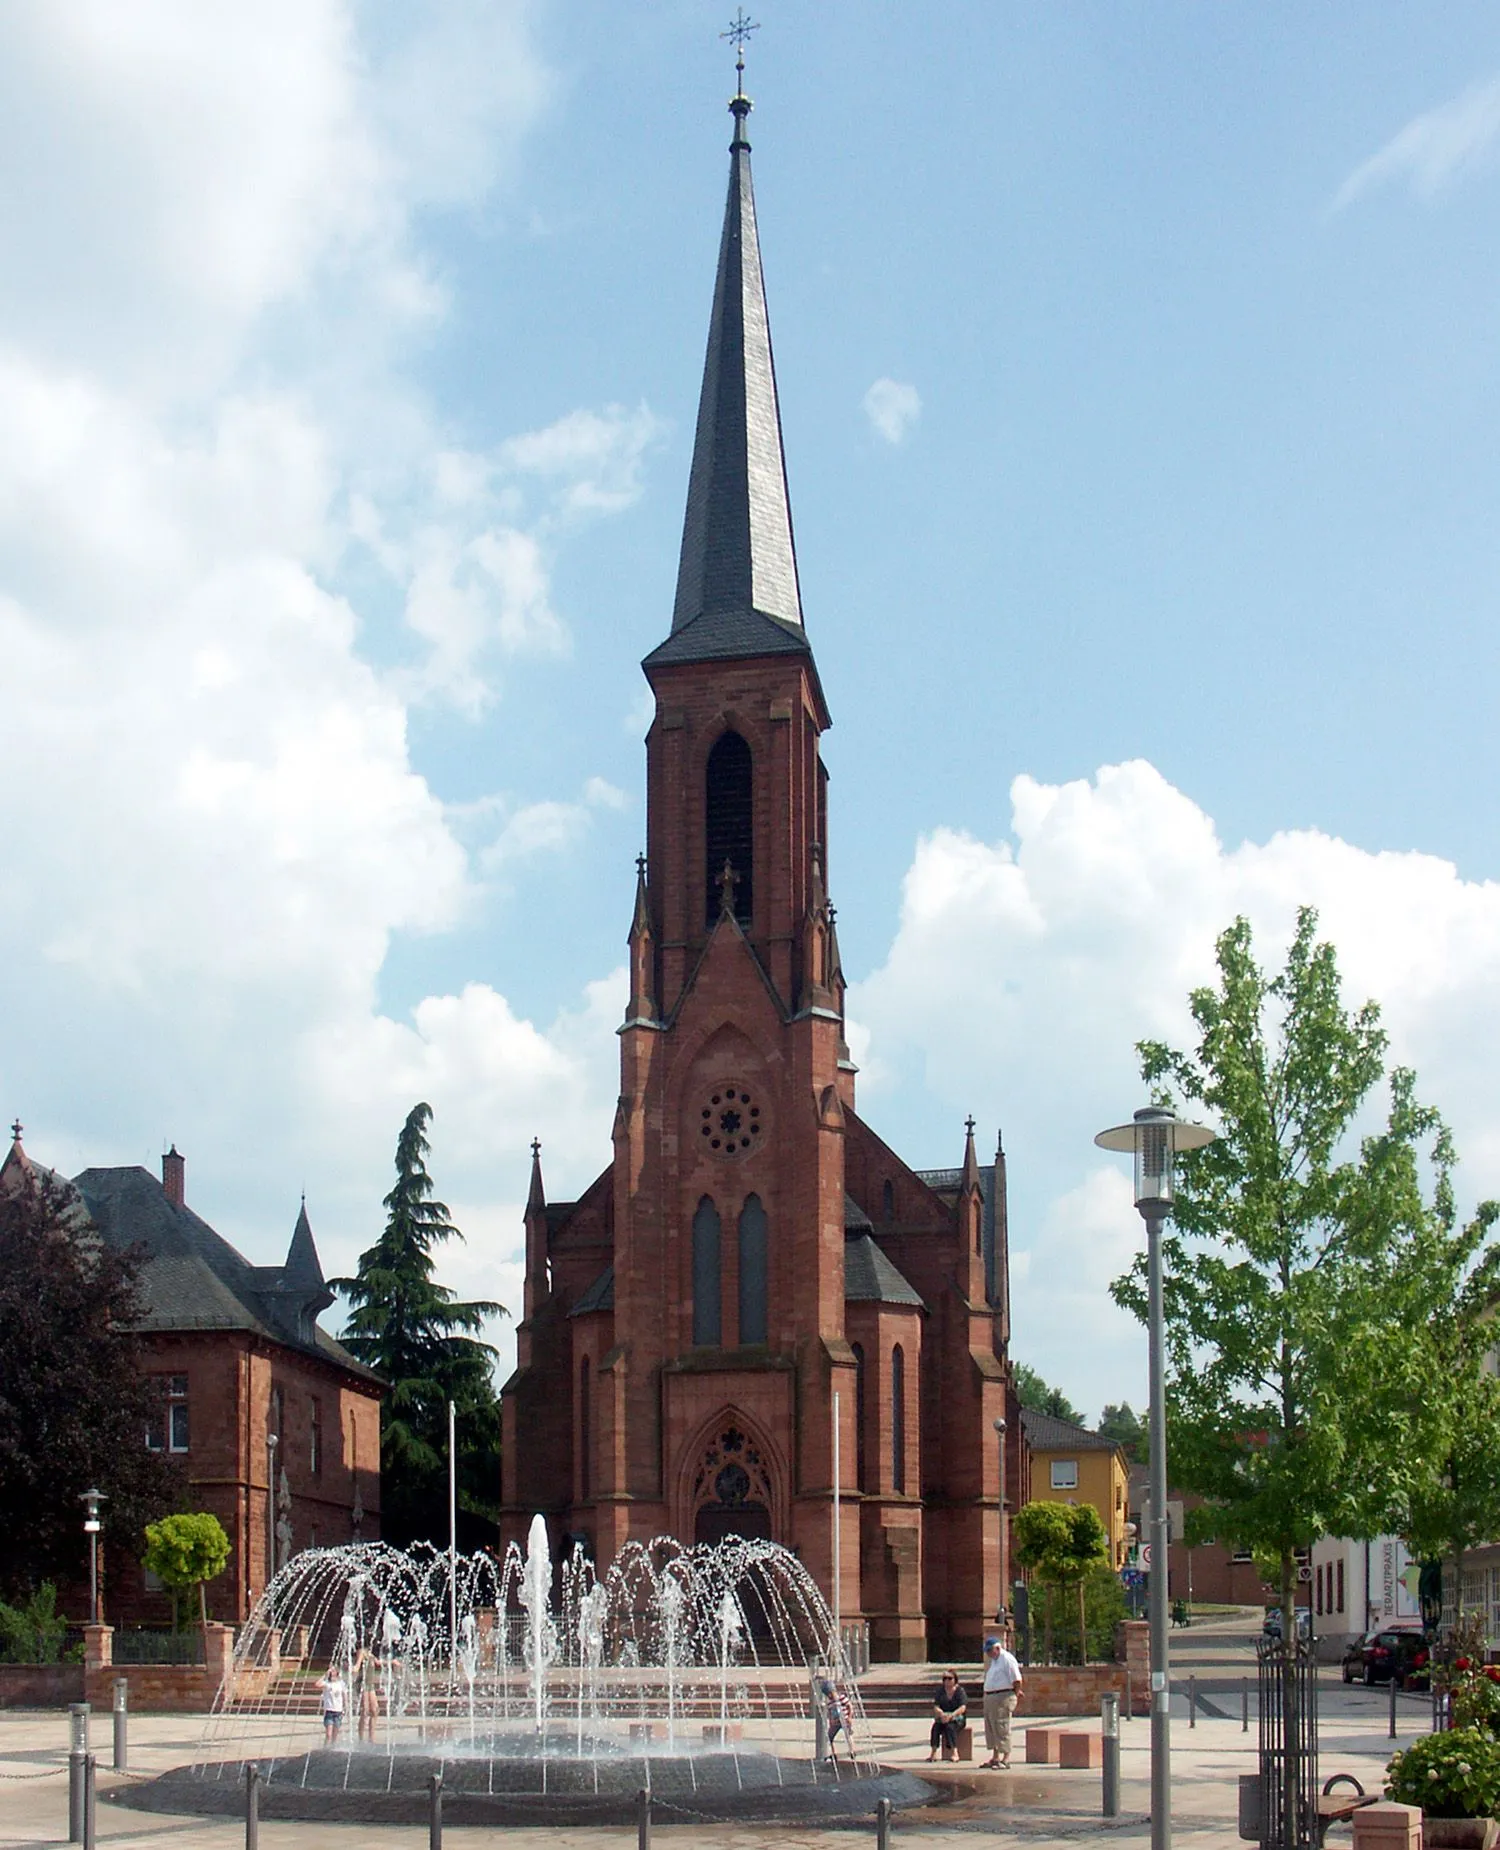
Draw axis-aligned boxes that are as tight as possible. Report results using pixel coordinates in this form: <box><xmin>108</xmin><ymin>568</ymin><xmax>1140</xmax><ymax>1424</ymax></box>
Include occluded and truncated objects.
<box><xmin>499</xmin><ymin>72</ymin><xmax>1022</xmax><ymax>1661</ymax></box>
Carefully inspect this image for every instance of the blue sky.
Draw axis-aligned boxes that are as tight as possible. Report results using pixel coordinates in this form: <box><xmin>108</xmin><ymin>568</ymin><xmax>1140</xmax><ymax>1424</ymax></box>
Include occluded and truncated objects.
<box><xmin>3</xmin><ymin>2</ymin><xmax>1500</xmax><ymax>1426</ymax></box>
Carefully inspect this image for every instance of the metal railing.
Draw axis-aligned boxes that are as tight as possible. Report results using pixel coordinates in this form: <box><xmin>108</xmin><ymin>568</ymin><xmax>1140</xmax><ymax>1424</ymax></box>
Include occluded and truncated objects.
<box><xmin>110</xmin><ymin>1629</ymin><xmax>205</xmax><ymax>1666</ymax></box>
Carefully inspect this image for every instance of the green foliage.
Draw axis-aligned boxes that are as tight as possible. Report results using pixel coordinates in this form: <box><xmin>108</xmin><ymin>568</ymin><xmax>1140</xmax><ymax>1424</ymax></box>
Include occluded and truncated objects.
<box><xmin>1098</xmin><ymin>1403</ymin><xmax>1144</xmax><ymax>1463</ymax></box>
<box><xmin>1013</xmin><ymin>1364</ymin><xmax>1083</xmax><ymax>1425</ymax></box>
<box><xmin>332</xmin><ymin>1104</ymin><xmax>505</xmax><ymax>1546</ymax></box>
<box><xmin>142</xmin><ymin>1512</ymin><xmax>230</xmax><ymax>1630</ymax></box>
<box><xmin>0</xmin><ymin>1582</ymin><xmax>68</xmax><ymax>1664</ymax></box>
<box><xmin>1386</xmin><ymin>1728</ymin><xmax>1500</xmax><ymax>1819</ymax></box>
<box><xmin>1109</xmin><ymin>910</ymin><xmax>1499</xmax><ymax>1614</ymax></box>
<box><xmin>0</xmin><ymin>1164</ymin><xmax>182</xmax><ymax>1598</ymax></box>
<box><xmin>1011</xmin><ymin>1500</ymin><xmax>1112</xmax><ymax>1662</ymax></box>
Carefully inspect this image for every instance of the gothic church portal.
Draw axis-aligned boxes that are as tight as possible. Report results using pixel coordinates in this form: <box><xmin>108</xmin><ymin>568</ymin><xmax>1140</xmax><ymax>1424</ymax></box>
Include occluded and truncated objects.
<box><xmin>499</xmin><ymin>78</ymin><xmax>1021</xmax><ymax>1661</ymax></box>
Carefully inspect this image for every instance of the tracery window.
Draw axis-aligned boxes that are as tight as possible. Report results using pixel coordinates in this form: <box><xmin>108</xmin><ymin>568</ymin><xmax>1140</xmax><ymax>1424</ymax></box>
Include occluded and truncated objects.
<box><xmin>892</xmin><ymin>1344</ymin><xmax>906</xmax><ymax>1494</ymax></box>
<box><xmin>692</xmin><ymin>1197</ymin><xmax>722</xmax><ymax>1345</ymax></box>
<box><xmin>738</xmin><ymin>1194</ymin><xmax>768</xmax><ymax>1343</ymax></box>
<box><xmin>705</xmin><ymin>731</ymin><xmax>753</xmax><ymax>927</ymax></box>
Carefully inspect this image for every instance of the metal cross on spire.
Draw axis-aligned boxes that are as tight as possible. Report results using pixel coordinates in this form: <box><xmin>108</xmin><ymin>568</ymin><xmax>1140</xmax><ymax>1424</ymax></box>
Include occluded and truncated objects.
<box><xmin>721</xmin><ymin>8</ymin><xmax>759</xmax><ymax>93</ymax></box>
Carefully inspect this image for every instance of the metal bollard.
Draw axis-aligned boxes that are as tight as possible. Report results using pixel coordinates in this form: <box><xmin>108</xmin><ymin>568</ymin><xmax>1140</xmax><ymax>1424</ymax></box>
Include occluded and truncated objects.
<box><xmin>1242</xmin><ymin>1678</ymin><xmax>1249</xmax><ymax>1733</ymax></box>
<box><xmin>68</xmin><ymin>1703</ymin><xmax>90</xmax><ymax>1843</ymax></box>
<box><xmin>637</xmin><ymin>1784</ymin><xmax>652</xmax><ymax>1850</ymax></box>
<box><xmin>428</xmin><ymin>1771</ymin><xmax>443</xmax><ymax>1850</ymax></box>
<box><xmin>244</xmin><ymin>1762</ymin><xmax>259</xmax><ymax>1850</ymax></box>
<box><xmin>83</xmin><ymin>1755</ymin><xmax>96</xmax><ymax>1850</ymax></box>
<box><xmin>1101</xmin><ymin>1692</ymin><xmax>1120</xmax><ymax>1818</ymax></box>
<box><xmin>112</xmin><ymin>1677</ymin><xmax>128</xmax><ymax>1772</ymax></box>
<box><xmin>1389</xmin><ymin>1676</ymin><xmax>1397</xmax><ymax>1741</ymax></box>
<box><xmin>1188</xmin><ymin>1673</ymin><xmax>1196</xmax><ymax>1728</ymax></box>
<box><xmin>876</xmin><ymin>1794</ymin><xmax>893</xmax><ymax>1850</ymax></box>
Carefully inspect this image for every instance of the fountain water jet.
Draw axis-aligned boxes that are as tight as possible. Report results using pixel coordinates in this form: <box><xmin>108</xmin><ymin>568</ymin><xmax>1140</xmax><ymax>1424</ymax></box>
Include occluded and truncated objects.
<box><xmin>120</xmin><ymin>1523</ymin><xmax>937</xmax><ymax>1827</ymax></box>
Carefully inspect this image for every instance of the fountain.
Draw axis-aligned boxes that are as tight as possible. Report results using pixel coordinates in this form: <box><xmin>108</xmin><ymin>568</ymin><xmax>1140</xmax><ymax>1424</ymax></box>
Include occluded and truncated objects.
<box><xmin>120</xmin><ymin>1519</ymin><xmax>937</xmax><ymax>1826</ymax></box>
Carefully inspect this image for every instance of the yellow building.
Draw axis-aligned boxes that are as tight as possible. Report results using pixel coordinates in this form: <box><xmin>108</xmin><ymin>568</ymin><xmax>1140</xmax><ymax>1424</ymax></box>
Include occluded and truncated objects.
<box><xmin>1020</xmin><ymin>1408</ymin><xmax>1131</xmax><ymax>1568</ymax></box>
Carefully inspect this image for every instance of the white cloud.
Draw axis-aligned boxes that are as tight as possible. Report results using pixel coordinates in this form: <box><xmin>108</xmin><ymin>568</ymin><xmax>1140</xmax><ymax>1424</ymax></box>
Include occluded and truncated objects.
<box><xmin>1334</xmin><ymin>72</ymin><xmax>1500</xmax><ymax>210</ymax></box>
<box><xmin>0</xmin><ymin>4</ymin><xmax>641</xmax><ymax>1368</ymax></box>
<box><xmin>850</xmin><ymin>759</ymin><xmax>1500</xmax><ymax>1418</ymax></box>
<box><xmin>862</xmin><ymin>377</ymin><xmax>922</xmax><ymax>446</ymax></box>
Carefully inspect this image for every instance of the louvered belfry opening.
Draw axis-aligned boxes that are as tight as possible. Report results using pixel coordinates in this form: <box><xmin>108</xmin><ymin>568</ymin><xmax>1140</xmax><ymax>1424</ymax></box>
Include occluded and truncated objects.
<box><xmin>705</xmin><ymin>730</ymin><xmax>753</xmax><ymax>928</ymax></box>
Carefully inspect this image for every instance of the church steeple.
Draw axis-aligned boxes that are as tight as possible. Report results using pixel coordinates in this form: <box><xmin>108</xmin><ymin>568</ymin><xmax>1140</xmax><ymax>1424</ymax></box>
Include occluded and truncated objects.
<box><xmin>649</xmin><ymin>63</ymin><xmax>806</xmax><ymax>667</ymax></box>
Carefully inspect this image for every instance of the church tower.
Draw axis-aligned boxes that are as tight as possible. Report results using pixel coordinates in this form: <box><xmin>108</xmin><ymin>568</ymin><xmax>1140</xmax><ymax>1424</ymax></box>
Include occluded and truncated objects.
<box><xmin>500</xmin><ymin>70</ymin><xmax>1018</xmax><ymax>1661</ymax></box>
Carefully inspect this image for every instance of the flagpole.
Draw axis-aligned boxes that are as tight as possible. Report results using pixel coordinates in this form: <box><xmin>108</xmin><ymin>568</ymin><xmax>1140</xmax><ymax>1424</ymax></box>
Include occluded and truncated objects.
<box><xmin>832</xmin><ymin>1389</ymin><xmax>842</xmax><ymax>1670</ymax></box>
<box><xmin>448</xmin><ymin>1400</ymin><xmax>457</xmax><ymax>1678</ymax></box>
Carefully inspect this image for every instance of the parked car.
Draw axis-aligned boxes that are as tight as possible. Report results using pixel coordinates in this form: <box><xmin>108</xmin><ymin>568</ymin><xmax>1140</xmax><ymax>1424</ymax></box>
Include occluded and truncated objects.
<box><xmin>1262</xmin><ymin>1607</ymin><xmax>1312</xmax><ymax>1640</ymax></box>
<box><xmin>1340</xmin><ymin>1629</ymin><xmax>1430</xmax><ymax>1688</ymax></box>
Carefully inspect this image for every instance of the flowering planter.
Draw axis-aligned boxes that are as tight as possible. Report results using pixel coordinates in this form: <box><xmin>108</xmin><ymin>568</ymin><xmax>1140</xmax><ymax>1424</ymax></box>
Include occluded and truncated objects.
<box><xmin>1422</xmin><ymin>1819</ymin><xmax>1499</xmax><ymax>1850</ymax></box>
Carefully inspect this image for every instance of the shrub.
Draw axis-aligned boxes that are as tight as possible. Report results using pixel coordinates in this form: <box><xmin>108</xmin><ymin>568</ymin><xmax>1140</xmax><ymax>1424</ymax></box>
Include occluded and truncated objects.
<box><xmin>0</xmin><ymin>1583</ymin><xmax>68</xmax><ymax>1664</ymax></box>
<box><xmin>1386</xmin><ymin>1727</ymin><xmax>1500</xmax><ymax>1819</ymax></box>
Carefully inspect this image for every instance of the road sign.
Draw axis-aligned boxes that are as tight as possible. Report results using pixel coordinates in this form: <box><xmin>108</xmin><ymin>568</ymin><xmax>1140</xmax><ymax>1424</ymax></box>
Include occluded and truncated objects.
<box><xmin>1139</xmin><ymin>1543</ymin><xmax>1152</xmax><ymax>1570</ymax></box>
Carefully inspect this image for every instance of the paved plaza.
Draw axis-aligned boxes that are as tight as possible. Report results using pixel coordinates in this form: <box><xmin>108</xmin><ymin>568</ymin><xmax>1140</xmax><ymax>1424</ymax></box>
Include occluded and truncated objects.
<box><xmin>0</xmin><ymin>1619</ymin><xmax>1434</xmax><ymax>1850</ymax></box>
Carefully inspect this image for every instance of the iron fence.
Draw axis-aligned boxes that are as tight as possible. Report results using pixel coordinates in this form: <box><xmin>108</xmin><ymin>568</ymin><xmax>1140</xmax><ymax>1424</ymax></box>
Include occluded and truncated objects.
<box><xmin>1256</xmin><ymin>1634</ymin><xmax>1318</xmax><ymax>1850</ymax></box>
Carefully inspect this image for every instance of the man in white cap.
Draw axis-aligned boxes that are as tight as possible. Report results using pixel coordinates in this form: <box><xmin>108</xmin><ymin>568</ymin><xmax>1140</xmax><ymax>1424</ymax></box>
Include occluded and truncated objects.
<box><xmin>980</xmin><ymin>1630</ymin><xmax>1023</xmax><ymax>1769</ymax></box>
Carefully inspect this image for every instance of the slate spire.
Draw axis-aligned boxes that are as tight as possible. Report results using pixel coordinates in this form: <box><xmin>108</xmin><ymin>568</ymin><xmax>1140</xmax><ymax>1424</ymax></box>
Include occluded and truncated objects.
<box><xmin>666</xmin><ymin>74</ymin><xmax>804</xmax><ymax>649</ymax></box>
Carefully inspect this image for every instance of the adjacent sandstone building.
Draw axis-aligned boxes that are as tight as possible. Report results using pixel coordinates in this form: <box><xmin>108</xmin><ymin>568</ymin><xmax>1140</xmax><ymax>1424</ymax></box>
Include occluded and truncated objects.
<box><xmin>499</xmin><ymin>81</ymin><xmax>1021</xmax><ymax>1660</ymax></box>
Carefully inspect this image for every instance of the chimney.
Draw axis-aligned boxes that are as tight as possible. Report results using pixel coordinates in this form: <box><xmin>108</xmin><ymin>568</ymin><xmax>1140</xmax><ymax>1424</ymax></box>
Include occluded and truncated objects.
<box><xmin>162</xmin><ymin>1145</ymin><xmax>185</xmax><ymax>1207</ymax></box>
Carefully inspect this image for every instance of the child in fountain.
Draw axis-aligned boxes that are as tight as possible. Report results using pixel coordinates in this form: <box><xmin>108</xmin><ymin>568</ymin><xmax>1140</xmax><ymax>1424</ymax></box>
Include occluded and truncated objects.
<box><xmin>319</xmin><ymin>1666</ymin><xmax>348</xmax><ymax>1746</ymax></box>
<box><xmin>817</xmin><ymin>1676</ymin><xmax>853</xmax><ymax>1765</ymax></box>
<box><xmin>352</xmin><ymin>1648</ymin><xmax>380</xmax><ymax>1743</ymax></box>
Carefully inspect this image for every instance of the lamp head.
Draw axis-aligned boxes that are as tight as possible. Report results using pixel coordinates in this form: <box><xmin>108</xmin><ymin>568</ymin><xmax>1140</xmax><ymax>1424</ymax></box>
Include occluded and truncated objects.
<box><xmin>1095</xmin><ymin>1106</ymin><xmax>1215</xmax><ymax>1209</ymax></box>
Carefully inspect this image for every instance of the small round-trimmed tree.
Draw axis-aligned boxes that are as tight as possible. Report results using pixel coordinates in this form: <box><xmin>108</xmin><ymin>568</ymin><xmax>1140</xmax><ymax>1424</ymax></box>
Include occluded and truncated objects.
<box><xmin>142</xmin><ymin>1512</ymin><xmax>230</xmax><ymax>1637</ymax></box>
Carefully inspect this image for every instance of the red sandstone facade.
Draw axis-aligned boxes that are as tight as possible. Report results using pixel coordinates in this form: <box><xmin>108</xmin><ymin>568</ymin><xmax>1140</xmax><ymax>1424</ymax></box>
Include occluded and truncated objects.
<box><xmin>1</xmin><ymin>1129</ymin><xmax>382</xmax><ymax>1624</ymax></box>
<box><xmin>499</xmin><ymin>91</ymin><xmax>1020</xmax><ymax>1660</ymax></box>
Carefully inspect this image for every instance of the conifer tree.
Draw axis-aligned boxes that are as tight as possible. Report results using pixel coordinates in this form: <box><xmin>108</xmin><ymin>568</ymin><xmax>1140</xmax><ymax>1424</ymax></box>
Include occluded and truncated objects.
<box><xmin>333</xmin><ymin>1104</ymin><xmax>505</xmax><ymax>1545</ymax></box>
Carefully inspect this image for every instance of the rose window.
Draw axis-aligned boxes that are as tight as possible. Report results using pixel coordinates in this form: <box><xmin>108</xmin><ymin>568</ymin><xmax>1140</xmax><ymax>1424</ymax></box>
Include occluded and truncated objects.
<box><xmin>699</xmin><ymin>1086</ymin><xmax>762</xmax><ymax>1157</ymax></box>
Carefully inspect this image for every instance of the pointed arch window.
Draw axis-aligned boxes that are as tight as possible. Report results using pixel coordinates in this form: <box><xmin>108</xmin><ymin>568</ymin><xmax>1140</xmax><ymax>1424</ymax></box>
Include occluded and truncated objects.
<box><xmin>692</xmin><ymin>1197</ymin><xmax>722</xmax><ymax>1346</ymax></box>
<box><xmin>851</xmin><ymin>1342</ymin><xmax>868</xmax><ymax>1492</ymax></box>
<box><xmin>705</xmin><ymin>731</ymin><xmax>753</xmax><ymax>928</ymax></box>
<box><xmin>579</xmin><ymin>1356</ymin><xmax>592</xmax><ymax>1501</ymax></box>
<box><xmin>882</xmin><ymin>1179</ymin><xmax>894</xmax><ymax>1222</ymax></box>
<box><xmin>738</xmin><ymin>1194</ymin><xmax>768</xmax><ymax>1344</ymax></box>
<box><xmin>891</xmin><ymin>1343</ymin><xmax>906</xmax><ymax>1494</ymax></box>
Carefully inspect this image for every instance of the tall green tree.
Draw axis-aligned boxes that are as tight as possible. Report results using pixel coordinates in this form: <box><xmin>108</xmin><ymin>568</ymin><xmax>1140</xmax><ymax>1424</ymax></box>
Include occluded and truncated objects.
<box><xmin>1013</xmin><ymin>1364</ymin><xmax>1084</xmax><ymax>1425</ymax></box>
<box><xmin>0</xmin><ymin>1164</ymin><xmax>181</xmax><ymax>1599</ymax></box>
<box><xmin>333</xmin><ymin>1104</ymin><xmax>505</xmax><ymax>1546</ymax></box>
<box><xmin>1110</xmin><ymin>910</ymin><xmax>1497</xmax><ymax>1841</ymax></box>
<box><xmin>1098</xmin><ymin>1402</ymin><xmax>1144</xmax><ymax>1463</ymax></box>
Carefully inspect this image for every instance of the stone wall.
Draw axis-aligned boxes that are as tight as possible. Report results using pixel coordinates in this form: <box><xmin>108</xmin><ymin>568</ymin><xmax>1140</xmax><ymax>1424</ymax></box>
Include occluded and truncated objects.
<box><xmin>0</xmin><ymin>1664</ymin><xmax>85</xmax><ymax>1707</ymax></box>
<box><xmin>1020</xmin><ymin>1662</ymin><xmax>1131</xmax><ymax>1717</ymax></box>
<box><xmin>80</xmin><ymin>1621</ymin><xmax>234</xmax><ymax>1714</ymax></box>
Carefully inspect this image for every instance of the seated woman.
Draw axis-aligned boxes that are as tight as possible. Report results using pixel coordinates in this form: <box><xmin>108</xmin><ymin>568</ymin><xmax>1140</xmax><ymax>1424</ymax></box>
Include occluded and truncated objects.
<box><xmin>929</xmin><ymin>1669</ymin><xmax>968</xmax><ymax>1761</ymax></box>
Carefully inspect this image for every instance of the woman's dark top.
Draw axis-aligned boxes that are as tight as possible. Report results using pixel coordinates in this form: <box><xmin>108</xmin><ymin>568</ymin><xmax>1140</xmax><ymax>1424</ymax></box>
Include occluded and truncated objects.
<box><xmin>933</xmin><ymin>1681</ymin><xmax>967</xmax><ymax>1716</ymax></box>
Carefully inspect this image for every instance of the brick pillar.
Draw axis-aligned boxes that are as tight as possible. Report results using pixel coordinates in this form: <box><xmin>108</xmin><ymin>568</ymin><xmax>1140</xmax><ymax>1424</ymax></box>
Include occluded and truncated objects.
<box><xmin>82</xmin><ymin>1624</ymin><xmax>113</xmax><ymax>1670</ymax></box>
<box><xmin>203</xmin><ymin>1622</ymin><xmax>235</xmax><ymax>1688</ymax></box>
<box><xmin>1115</xmin><ymin>1618</ymin><xmax>1149</xmax><ymax>1715</ymax></box>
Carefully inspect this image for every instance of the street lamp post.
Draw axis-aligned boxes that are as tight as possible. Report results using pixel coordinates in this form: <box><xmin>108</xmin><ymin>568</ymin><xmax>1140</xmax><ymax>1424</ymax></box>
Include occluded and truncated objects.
<box><xmin>1095</xmin><ymin>1106</ymin><xmax>1215</xmax><ymax>1850</ymax></box>
<box><xmin>993</xmin><ymin>1416</ymin><xmax>1009</xmax><ymax>1628</ymax></box>
<box><xmin>80</xmin><ymin>1489</ymin><xmax>106</xmax><ymax>1624</ymax></box>
<box><xmin>265</xmin><ymin>1431</ymin><xmax>279</xmax><ymax>1606</ymax></box>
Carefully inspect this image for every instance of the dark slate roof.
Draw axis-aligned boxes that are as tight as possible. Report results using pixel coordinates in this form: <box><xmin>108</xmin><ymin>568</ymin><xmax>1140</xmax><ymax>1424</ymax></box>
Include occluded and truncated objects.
<box><xmin>660</xmin><ymin>103</ymin><xmax>804</xmax><ymax>660</ymax></box>
<box><xmin>1020</xmin><ymin>1407</ymin><xmax>1121</xmax><ymax>1453</ymax></box>
<box><xmin>844</xmin><ymin>1234</ymin><xmax>924</xmax><ymax>1309</ymax></box>
<box><xmin>643</xmin><ymin>605</ymin><xmax>809</xmax><ymax>670</ymax></box>
<box><xmin>71</xmin><ymin>1165</ymin><xmax>377</xmax><ymax>1383</ymax></box>
<box><xmin>843</xmin><ymin>1193</ymin><xmax>873</xmax><ymax>1233</ymax></box>
<box><xmin>569</xmin><ymin>1265</ymin><xmax>615</xmax><ymax>1317</ymax></box>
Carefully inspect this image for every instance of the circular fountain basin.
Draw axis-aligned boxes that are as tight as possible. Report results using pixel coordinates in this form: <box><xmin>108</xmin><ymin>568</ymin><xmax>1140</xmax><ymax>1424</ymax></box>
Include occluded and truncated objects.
<box><xmin>122</xmin><ymin>1743</ymin><xmax>940</xmax><ymax>1827</ymax></box>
